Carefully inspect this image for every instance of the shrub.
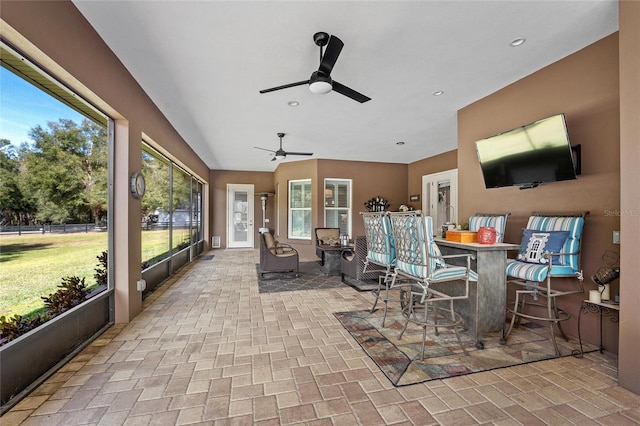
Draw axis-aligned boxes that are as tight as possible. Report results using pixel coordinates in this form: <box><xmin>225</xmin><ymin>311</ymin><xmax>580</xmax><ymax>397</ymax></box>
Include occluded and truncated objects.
<box><xmin>41</xmin><ymin>276</ymin><xmax>89</xmax><ymax>315</ymax></box>
<box><xmin>0</xmin><ymin>314</ymin><xmax>46</xmax><ymax>343</ymax></box>
<box><xmin>94</xmin><ymin>251</ymin><xmax>108</xmax><ymax>286</ymax></box>
<box><xmin>0</xmin><ymin>251</ymin><xmax>106</xmax><ymax>345</ymax></box>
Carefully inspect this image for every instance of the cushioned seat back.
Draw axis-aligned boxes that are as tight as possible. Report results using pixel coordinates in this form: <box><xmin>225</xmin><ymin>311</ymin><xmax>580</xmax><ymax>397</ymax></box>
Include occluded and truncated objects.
<box><xmin>263</xmin><ymin>232</ymin><xmax>277</xmax><ymax>249</ymax></box>
<box><xmin>469</xmin><ymin>213</ymin><xmax>510</xmax><ymax>243</ymax></box>
<box><xmin>361</xmin><ymin>212</ymin><xmax>395</xmax><ymax>267</ymax></box>
<box><xmin>525</xmin><ymin>214</ymin><xmax>585</xmax><ymax>272</ymax></box>
<box><xmin>315</xmin><ymin>228</ymin><xmax>340</xmax><ymax>245</ymax></box>
<box><xmin>389</xmin><ymin>211</ymin><xmax>444</xmax><ymax>279</ymax></box>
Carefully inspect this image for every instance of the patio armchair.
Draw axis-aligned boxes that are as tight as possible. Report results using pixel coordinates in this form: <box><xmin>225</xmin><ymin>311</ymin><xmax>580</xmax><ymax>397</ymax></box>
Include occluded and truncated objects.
<box><xmin>259</xmin><ymin>231</ymin><xmax>299</xmax><ymax>278</ymax></box>
<box><xmin>341</xmin><ymin>235</ymin><xmax>384</xmax><ymax>283</ymax></box>
<box><xmin>315</xmin><ymin>227</ymin><xmax>340</xmax><ymax>265</ymax></box>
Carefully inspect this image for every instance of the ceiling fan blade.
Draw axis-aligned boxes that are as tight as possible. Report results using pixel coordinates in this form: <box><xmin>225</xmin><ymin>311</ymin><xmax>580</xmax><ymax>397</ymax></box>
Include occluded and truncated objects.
<box><xmin>254</xmin><ymin>146</ymin><xmax>276</xmax><ymax>153</ymax></box>
<box><xmin>285</xmin><ymin>152</ymin><xmax>314</xmax><ymax>156</ymax></box>
<box><xmin>332</xmin><ymin>81</ymin><xmax>371</xmax><ymax>103</ymax></box>
<box><xmin>259</xmin><ymin>80</ymin><xmax>309</xmax><ymax>94</ymax></box>
<box><xmin>318</xmin><ymin>35</ymin><xmax>343</xmax><ymax>76</ymax></box>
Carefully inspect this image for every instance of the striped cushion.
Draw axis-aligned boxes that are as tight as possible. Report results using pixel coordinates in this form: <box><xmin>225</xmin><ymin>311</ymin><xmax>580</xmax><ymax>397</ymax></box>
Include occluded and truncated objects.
<box><xmin>525</xmin><ymin>215</ymin><xmax>584</xmax><ymax>271</ymax></box>
<box><xmin>363</xmin><ymin>213</ymin><xmax>396</xmax><ymax>267</ymax></box>
<box><xmin>469</xmin><ymin>215</ymin><xmax>508</xmax><ymax>243</ymax></box>
<box><xmin>394</xmin><ymin>215</ymin><xmax>477</xmax><ymax>281</ymax></box>
<box><xmin>506</xmin><ymin>259</ymin><xmax>579</xmax><ymax>282</ymax></box>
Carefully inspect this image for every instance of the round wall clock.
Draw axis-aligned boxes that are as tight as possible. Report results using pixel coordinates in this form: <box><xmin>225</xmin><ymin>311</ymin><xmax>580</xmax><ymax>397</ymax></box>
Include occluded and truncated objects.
<box><xmin>130</xmin><ymin>172</ymin><xmax>146</xmax><ymax>199</ymax></box>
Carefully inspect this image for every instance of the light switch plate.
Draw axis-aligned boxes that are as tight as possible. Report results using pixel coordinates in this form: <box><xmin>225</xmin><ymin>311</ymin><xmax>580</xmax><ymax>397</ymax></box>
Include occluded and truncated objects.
<box><xmin>613</xmin><ymin>231</ymin><xmax>620</xmax><ymax>244</ymax></box>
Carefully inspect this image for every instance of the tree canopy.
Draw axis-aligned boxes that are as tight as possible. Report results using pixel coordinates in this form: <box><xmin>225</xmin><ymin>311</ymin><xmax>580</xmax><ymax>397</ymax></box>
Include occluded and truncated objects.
<box><xmin>0</xmin><ymin>119</ymin><xmax>107</xmax><ymax>225</ymax></box>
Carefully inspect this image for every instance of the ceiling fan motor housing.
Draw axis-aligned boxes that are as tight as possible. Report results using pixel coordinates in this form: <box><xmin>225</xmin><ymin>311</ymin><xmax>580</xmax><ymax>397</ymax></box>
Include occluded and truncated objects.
<box><xmin>309</xmin><ymin>71</ymin><xmax>332</xmax><ymax>94</ymax></box>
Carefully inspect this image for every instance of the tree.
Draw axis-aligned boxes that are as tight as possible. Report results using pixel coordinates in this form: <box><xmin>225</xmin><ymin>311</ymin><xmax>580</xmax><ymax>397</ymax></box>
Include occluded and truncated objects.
<box><xmin>0</xmin><ymin>139</ymin><xmax>31</xmax><ymax>225</ymax></box>
<box><xmin>82</xmin><ymin>120</ymin><xmax>108</xmax><ymax>225</ymax></box>
<box><xmin>19</xmin><ymin>118</ymin><xmax>107</xmax><ymax>224</ymax></box>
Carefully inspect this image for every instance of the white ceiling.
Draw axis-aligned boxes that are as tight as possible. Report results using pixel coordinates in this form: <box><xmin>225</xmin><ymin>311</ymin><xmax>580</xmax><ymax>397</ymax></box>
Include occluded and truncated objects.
<box><xmin>72</xmin><ymin>0</ymin><xmax>618</xmax><ymax>172</ymax></box>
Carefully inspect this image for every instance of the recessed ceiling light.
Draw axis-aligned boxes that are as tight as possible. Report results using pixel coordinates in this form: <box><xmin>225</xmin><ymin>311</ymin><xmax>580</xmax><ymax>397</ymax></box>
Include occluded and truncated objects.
<box><xmin>396</xmin><ymin>141</ymin><xmax>405</xmax><ymax>145</ymax></box>
<box><xmin>433</xmin><ymin>91</ymin><xmax>444</xmax><ymax>96</ymax></box>
<box><xmin>510</xmin><ymin>38</ymin><xmax>526</xmax><ymax>47</ymax></box>
<box><xmin>288</xmin><ymin>101</ymin><xmax>299</xmax><ymax>107</ymax></box>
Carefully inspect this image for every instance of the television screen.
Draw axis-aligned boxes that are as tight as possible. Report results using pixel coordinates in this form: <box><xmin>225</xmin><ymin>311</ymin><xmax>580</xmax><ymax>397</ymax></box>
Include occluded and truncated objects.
<box><xmin>475</xmin><ymin>114</ymin><xmax>578</xmax><ymax>189</ymax></box>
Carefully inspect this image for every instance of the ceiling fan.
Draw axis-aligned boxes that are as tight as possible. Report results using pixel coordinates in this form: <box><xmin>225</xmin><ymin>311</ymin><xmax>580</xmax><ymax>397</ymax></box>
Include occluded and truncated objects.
<box><xmin>254</xmin><ymin>133</ymin><xmax>313</xmax><ymax>161</ymax></box>
<box><xmin>259</xmin><ymin>32</ymin><xmax>371</xmax><ymax>103</ymax></box>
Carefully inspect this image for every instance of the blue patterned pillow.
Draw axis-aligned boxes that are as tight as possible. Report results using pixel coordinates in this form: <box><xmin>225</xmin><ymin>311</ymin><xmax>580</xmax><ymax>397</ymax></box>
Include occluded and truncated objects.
<box><xmin>516</xmin><ymin>229</ymin><xmax>569</xmax><ymax>265</ymax></box>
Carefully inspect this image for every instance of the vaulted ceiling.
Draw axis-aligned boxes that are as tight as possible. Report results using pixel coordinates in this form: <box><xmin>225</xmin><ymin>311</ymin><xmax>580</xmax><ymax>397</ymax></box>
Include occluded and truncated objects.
<box><xmin>72</xmin><ymin>1</ymin><xmax>618</xmax><ymax>172</ymax></box>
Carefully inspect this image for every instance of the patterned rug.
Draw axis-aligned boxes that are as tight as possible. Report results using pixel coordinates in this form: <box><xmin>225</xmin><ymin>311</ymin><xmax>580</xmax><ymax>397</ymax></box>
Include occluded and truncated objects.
<box><xmin>335</xmin><ymin>309</ymin><xmax>597</xmax><ymax>387</ymax></box>
<box><xmin>257</xmin><ymin>261</ymin><xmax>347</xmax><ymax>293</ymax></box>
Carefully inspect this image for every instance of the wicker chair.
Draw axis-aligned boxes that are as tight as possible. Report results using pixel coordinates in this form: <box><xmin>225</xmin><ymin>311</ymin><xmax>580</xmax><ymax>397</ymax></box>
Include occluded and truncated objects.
<box><xmin>259</xmin><ymin>231</ymin><xmax>299</xmax><ymax>278</ymax></box>
<box><xmin>315</xmin><ymin>227</ymin><xmax>340</xmax><ymax>265</ymax></box>
<box><xmin>340</xmin><ymin>236</ymin><xmax>381</xmax><ymax>283</ymax></box>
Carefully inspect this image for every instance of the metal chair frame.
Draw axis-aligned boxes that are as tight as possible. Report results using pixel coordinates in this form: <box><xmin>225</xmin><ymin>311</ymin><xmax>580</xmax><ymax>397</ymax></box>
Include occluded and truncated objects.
<box><xmin>388</xmin><ymin>211</ymin><xmax>477</xmax><ymax>360</ymax></box>
<box><xmin>503</xmin><ymin>211</ymin><xmax>589</xmax><ymax>356</ymax></box>
<box><xmin>361</xmin><ymin>211</ymin><xmax>397</xmax><ymax>326</ymax></box>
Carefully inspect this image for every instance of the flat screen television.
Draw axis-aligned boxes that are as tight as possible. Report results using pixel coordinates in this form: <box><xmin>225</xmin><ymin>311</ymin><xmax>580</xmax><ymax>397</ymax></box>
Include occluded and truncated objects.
<box><xmin>475</xmin><ymin>114</ymin><xmax>579</xmax><ymax>189</ymax></box>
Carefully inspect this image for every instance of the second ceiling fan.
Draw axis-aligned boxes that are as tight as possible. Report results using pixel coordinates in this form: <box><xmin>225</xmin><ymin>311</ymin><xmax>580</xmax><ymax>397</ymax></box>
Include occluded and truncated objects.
<box><xmin>259</xmin><ymin>32</ymin><xmax>371</xmax><ymax>103</ymax></box>
<box><xmin>254</xmin><ymin>133</ymin><xmax>313</xmax><ymax>161</ymax></box>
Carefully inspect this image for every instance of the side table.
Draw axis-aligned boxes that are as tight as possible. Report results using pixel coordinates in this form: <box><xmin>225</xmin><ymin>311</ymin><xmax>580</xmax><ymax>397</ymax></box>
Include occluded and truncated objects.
<box><xmin>575</xmin><ymin>299</ymin><xmax>620</xmax><ymax>356</ymax></box>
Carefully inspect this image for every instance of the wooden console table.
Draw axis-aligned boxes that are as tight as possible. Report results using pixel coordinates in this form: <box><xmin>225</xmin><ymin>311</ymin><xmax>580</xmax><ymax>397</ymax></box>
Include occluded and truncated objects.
<box><xmin>434</xmin><ymin>239</ymin><xmax>521</xmax><ymax>345</ymax></box>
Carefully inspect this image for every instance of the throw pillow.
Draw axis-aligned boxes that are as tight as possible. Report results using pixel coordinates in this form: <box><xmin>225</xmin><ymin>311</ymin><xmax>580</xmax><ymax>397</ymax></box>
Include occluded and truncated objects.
<box><xmin>516</xmin><ymin>229</ymin><xmax>569</xmax><ymax>265</ymax></box>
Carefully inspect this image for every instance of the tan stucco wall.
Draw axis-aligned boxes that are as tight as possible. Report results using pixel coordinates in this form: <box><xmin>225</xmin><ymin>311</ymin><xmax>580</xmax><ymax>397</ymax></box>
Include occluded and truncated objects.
<box><xmin>617</xmin><ymin>0</ymin><xmax>640</xmax><ymax>394</ymax></box>
<box><xmin>458</xmin><ymin>34</ymin><xmax>621</xmax><ymax>350</ymax></box>
<box><xmin>407</xmin><ymin>150</ymin><xmax>458</xmax><ymax>211</ymax></box>
<box><xmin>209</xmin><ymin>170</ymin><xmax>275</xmax><ymax>249</ymax></box>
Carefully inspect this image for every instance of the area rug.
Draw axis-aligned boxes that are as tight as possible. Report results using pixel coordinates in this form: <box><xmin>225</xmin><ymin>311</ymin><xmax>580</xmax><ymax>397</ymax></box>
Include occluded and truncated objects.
<box><xmin>335</xmin><ymin>309</ymin><xmax>597</xmax><ymax>387</ymax></box>
<box><xmin>340</xmin><ymin>275</ymin><xmax>380</xmax><ymax>292</ymax></box>
<box><xmin>257</xmin><ymin>261</ymin><xmax>348</xmax><ymax>293</ymax></box>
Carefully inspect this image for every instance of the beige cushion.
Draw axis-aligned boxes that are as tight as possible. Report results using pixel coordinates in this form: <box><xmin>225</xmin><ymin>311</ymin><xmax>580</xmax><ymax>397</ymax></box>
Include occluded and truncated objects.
<box><xmin>263</xmin><ymin>232</ymin><xmax>285</xmax><ymax>254</ymax></box>
<box><xmin>263</xmin><ymin>232</ymin><xmax>276</xmax><ymax>249</ymax></box>
<box><xmin>317</xmin><ymin>229</ymin><xmax>340</xmax><ymax>244</ymax></box>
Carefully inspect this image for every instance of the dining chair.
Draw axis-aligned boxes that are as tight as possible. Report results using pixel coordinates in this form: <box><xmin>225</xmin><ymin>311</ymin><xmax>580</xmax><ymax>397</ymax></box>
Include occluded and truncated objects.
<box><xmin>503</xmin><ymin>211</ymin><xmax>589</xmax><ymax>356</ymax></box>
<box><xmin>361</xmin><ymin>211</ymin><xmax>396</xmax><ymax>326</ymax></box>
<box><xmin>388</xmin><ymin>210</ymin><xmax>478</xmax><ymax>359</ymax></box>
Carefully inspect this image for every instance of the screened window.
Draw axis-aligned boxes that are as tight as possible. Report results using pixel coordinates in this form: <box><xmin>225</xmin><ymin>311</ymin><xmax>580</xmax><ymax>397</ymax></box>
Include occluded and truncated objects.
<box><xmin>0</xmin><ymin>41</ymin><xmax>111</xmax><ymax>319</ymax></box>
<box><xmin>141</xmin><ymin>146</ymin><xmax>171</xmax><ymax>267</ymax></box>
<box><xmin>288</xmin><ymin>179</ymin><xmax>312</xmax><ymax>239</ymax></box>
<box><xmin>172</xmin><ymin>166</ymin><xmax>191</xmax><ymax>252</ymax></box>
<box><xmin>324</xmin><ymin>179</ymin><xmax>351</xmax><ymax>237</ymax></box>
<box><xmin>141</xmin><ymin>143</ymin><xmax>204</xmax><ymax>270</ymax></box>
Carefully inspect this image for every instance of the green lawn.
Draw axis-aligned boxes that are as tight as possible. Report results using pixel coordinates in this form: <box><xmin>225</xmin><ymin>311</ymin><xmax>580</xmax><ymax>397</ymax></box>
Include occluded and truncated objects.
<box><xmin>0</xmin><ymin>232</ymin><xmax>108</xmax><ymax>318</ymax></box>
<box><xmin>0</xmin><ymin>230</ymin><xmax>180</xmax><ymax>318</ymax></box>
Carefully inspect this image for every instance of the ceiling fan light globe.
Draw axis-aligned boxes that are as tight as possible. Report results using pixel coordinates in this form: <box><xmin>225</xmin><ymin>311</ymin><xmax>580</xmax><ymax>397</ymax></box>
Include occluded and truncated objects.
<box><xmin>309</xmin><ymin>80</ymin><xmax>332</xmax><ymax>94</ymax></box>
<box><xmin>275</xmin><ymin>154</ymin><xmax>286</xmax><ymax>160</ymax></box>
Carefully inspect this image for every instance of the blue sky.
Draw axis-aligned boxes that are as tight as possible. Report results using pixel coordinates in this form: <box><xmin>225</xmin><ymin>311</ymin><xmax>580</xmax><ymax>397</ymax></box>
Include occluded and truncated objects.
<box><xmin>0</xmin><ymin>67</ymin><xmax>86</xmax><ymax>147</ymax></box>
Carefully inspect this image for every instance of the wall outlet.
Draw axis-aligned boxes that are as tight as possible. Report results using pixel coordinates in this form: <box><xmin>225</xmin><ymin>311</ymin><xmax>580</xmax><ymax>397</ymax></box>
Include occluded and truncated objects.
<box><xmin>136</xmin><ymin>279</ymin><xmax>146</xmax><ymax>292</ymax></box>
<box><xmin>613</xmin><ymin>230</ymin><xmax>620</xmax><ymax>244</ymax></box>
